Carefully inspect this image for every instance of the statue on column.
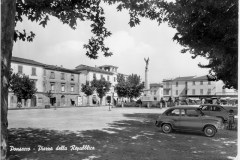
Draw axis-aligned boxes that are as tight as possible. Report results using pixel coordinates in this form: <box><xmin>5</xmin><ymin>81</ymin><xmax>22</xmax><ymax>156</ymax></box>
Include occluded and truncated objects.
<box><xmin>144</xmin><ymin>57</ymin><xmax>149</xmax><ymax>71</ymax></box>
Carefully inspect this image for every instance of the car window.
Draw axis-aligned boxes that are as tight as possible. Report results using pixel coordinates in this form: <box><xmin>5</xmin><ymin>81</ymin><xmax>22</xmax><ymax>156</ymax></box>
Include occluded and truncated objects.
<box><xmin>211</xmin><ymin>106</ymin><xmax>221</xmax><ymax>111</ymax></box>
<box><xmin>201</xmin><ymin>106</ymin><xmax>209</xmax><ymax>111</ymax></box>
<box><xmin>185</xmin><ymin>109</ymin><xmax>199</xmax><ymax>117</ymax></box>
<box><xmin>166</xmin><ymin>109</ymin><xmax>180</xmax><ymax>116</ymax></box>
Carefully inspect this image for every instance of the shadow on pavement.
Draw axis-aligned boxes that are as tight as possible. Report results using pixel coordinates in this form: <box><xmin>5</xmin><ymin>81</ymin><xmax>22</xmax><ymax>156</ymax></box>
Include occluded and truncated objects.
<box><xmin>7</xmin><ymin>113</ymin><xmax>237</xmax><ymax>160</ymax></box>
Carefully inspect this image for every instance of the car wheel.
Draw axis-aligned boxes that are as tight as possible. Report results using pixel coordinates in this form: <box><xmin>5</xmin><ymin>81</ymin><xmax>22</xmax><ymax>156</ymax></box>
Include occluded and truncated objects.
<box><xmin>162</xmin><ymin>123</ymin><xmax>172</xmax><ymax>134</ymax></box>
<box><xmin>204</xmin><ymin>126</ymin><xmax>216</xmax><ymax>137</ymax></box>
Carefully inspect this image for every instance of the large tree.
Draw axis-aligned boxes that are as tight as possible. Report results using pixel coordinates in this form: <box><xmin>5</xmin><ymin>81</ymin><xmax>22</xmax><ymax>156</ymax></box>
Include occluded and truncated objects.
<box><xmin>2</xmin><ymin>0</ymin><xmax>112</xmax><ymax>158</ymax></box>
<box><xmin>10</xmin><ymin>73</ymin><xmax>37</xmax><ymax>106</ymax></box>
<box><xmin>105</xmin><ymin>0</ymin><xmax>238</xmax><ymax>89</ymax></box>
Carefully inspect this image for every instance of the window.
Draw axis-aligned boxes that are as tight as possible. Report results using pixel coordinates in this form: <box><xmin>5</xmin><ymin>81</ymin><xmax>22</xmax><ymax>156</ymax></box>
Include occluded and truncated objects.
<box><xmin>61</xmin><ymin>73</ymin><xmax>65</xmax><ymax>80</ymax></box>
<box><xmin>107</xmin><ymin>76</ymin><xmax>109</xmax><ymax>81</ymax></box>
<box><xmin>154</xmin><ymin>90</ymin><xmax>157</xmax><ymax>95</ymax></box>
<box><xmin>114</xmin><ymin>77</ymin><xmax>116</xmax><ymax>82</ymax></box>
<box><xmin>211</xmin><ymin>106</ymin><xmax>221</xmax><ymax>112</ymax></box>
<box><xmin>50</xmin><ymin>72</ymin><xmax>55</xmax><ymax>79</ymax></box>
<box><xmin>71</xmin><ymin>85</ymin><xmax>74</xmax><ymax>92</ymax></box>
<box><xmin>200</xmin><ymin>81</ymin><xmax>203</xmax><ymax>85</ymax></box>
<box><xmin>32</xmin><ymin>67</ymin><xmax>36</xmax><ymax>76</ymax></box>
<box><xmin>201</xmin><ymin>106</ymin><xmax>210</xmax><ymax>111</ymax></box>
<box><xmin>71</xmin><ymin>74</ymin><xmax>74</xmax><ymax>81</ymax></box>
<box><xmin>43</xmin><ymin>69</ymin><xmax>46</xmax><ymax>76</ymax></box>
<box><xmin>18</xmin><ymin>65</ymin><xmax>23</xmax><ymax>74</ymax></box>
<box><xmin>192</xmin><ymin>89</ymin><xmax>195</xmax><ymax>95</ymax></box>
<box><xmin>61</xmin><ymin>84</ymin><xmax>65</xmax><ymax>92</ymax></box>
<box><xmin>200</xmin><ymin>89</ymin><xmax>203</xmax><ymax>95</ymax></box>
<box><xmin>185</xmin><ymin>109</ymin><xmax>199</xmax><ymax>117</ymax></box>
<box><xmin>185</xmin><ymin>90</ymin><xmax>187</xmax><ymax>95</ymax></box>
<box><xmin>185</xmin><ymin>81</ymin><xmax>187</xmax><ymax>86</ymax></box>
<box><xmin>50</xmin><ymin>83</ymin><xmax>55</xmax><ymax>91</ymax></box>
<box><xmin>207</xmin><ymin>89</ymin><xmax>211</xmax><ymax>95</ymax></box>
<box><xmin>193</xmin><ymin>81</ymin><xmax>195</xmax><ymax>85</ymax></box>
<box><xmin>176</xmin><ymin>90</ymin><xmax>178</xmax><ymax>95</ymax></box>
<box><xmin>93</xmin><ymin>73</ymin><xmax>96</xmax><ymax>79</ymax></box>
<box><xmin>101</xmin><ymin>75</ymin><xmax>103</xmax><ymax>79</ymax></box>
<box><xmin>176</xmin><ymin>81</ymin><xmax>178</xmax><ymax>87</ymax></box>
<box><xmin>208</xmin><ymin>81</ymin><xmax>211</xmax><ymax>85</ymax></box>
<box><xmin>167</xmin><ymin>109</ymin><xmax>180</xmax><ymax>116</ymax></box>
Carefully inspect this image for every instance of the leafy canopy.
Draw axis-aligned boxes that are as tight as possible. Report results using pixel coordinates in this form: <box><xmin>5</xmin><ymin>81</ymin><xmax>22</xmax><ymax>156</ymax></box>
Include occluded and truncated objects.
<box><xmin>15</xmin><ymin>0</ymin><xmax>112</xmax><ymax>59</ymax></box>
<box><xmin>105</xmin><ymin>0</ymin><xmax>238</xmax><ymax>89</ymax></box>
<box><xmin>10</xmin><ymin>73</ymin><xmax>37</xmax><ymax>100</ymax></box>
<box><xmin>81</xmin><ymin>81</ymin><xmax>95</xmax><ymax>96</ymax></box>
<box><xmin>91</xmin><ymin>77</ymin><xmax>111</xmax><ymax>99</ymax></box>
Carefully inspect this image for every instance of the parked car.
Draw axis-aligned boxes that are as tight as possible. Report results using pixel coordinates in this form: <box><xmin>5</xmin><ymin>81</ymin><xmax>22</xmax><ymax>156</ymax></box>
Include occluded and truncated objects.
<box><xmin>155</xmin><ymin>106</ymin><xmax>224</xmax><ymax>137</ymax></box>
<box><xmin>199</xmin><ymin>104</ymin><xmax>229</xmax><ymax>122</ymax></box>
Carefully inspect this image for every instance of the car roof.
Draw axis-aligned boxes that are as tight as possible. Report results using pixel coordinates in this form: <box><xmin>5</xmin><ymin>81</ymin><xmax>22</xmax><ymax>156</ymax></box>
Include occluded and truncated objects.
<box><xmin>166</xmin><ymin>106</ymin><xmax>199</xmax><ymax>110</ymax></box>
<box><xmin>200</xmin><ymin>104</ymin><xmax>223</xmax><ymax>107</ymax></box>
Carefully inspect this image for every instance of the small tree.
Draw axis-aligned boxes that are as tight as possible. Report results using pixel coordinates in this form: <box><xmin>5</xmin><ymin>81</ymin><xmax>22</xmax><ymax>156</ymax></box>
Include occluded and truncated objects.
<box><xmin>115</xmin><ymin>74</ymin><xmax>128</xmax><ymax>107</ymax></box>
<box><xmin>91</xmin><ymin>78</ymin><xmax>111</xmax><ymax>105</ymax></box>
<box><xmin>10</xmin><ymin>73</ymin><xmax>37</xmax><ymax>107</ymax></box>
<box><xmin>81</xmin><ymin>81</ymin><xmax>95</xmax><ymax>105</ymax></box>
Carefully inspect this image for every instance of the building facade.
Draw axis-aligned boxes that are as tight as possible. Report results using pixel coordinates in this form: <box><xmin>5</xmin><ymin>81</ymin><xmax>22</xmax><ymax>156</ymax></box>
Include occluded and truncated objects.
<box><xmin>43</xmin><ymin>65</ymin><xmax>80</xmax><ymax>107</ymax></box>
<box><xmin>9</xmin><ymin>57</ymin><xmax>45</xmax><ymax>108</ymax></box>
<box><xmin>163</xmin><ymin>75</ymin><xmax>238</xmax><ymax>103</ymax></box>
<box><xmin>75</xmin><ymin>64</ymin><xmax>119</xmax><ymax>106</ymax></box>
<box><xmin>149</xmin><ymin>83</ymin><xmax>163</xmax><ymax>101</ymax></box>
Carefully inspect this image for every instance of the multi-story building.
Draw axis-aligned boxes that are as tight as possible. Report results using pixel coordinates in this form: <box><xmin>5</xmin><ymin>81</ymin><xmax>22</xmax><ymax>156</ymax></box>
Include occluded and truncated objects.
<box><xmin>9</xmin><ymin>56</ymin><xmax>130</xmax><ymax>108</ymax></box>
<box><xmin>163</xmin><ymin>75</ymin><xmax>238</xmax><ymax>102</ymax></box>
<box><xmin>9</xmin><ymin>57</ymin><xmax>45</xmax><ymax>108</ymax></box>
<box><xmin>74</xmin><ymin>64</ymin><xmax>119</xmax><ymax>105</ymax></box>
<box><xmin>43</xmin><ymin>65</ymin><xmax>80</xmax><ymax>107</ymax></box>
<box><xmin>150</xmin><ymin>83</ymin><xmax>163</xmax><ymax>101</ymax></box>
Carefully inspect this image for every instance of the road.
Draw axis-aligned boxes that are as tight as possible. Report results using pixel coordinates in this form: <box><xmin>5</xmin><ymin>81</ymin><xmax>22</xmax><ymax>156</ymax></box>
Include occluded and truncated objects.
<box><xmin>7</xmin><ymin>106</ymin><xmax>237</xmax><ymax>160</ymax></box>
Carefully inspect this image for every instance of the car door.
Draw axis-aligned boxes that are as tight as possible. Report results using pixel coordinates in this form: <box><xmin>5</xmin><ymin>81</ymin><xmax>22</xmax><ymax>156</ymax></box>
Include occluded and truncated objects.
<box><xmin>200</xmin><ymin>105</ymin><xmax>210</xmax><ymax>116</ymax></box>
<box><xmin>165</xmin><ymin>109</ymin><xmax>181</xmax><ymax>129</ymax></box>
<box><xmin>179</xmin><ymin>109</ymin><xmax>203</xmax><ymax>131</ymax></box>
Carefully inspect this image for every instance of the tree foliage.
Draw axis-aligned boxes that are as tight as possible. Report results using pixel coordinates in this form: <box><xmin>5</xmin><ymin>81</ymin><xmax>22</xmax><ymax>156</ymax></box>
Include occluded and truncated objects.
<box><xmin>15</xmin><ymin>0</ymin><xmax>112</xmax><ymax>59</ymax></box>
<box><xmin>126</xmin><ymin>74</ymin><xmax>144</xmax><ymax>99</ymax></box>
<box><xmin>10</xmin><ymin>73</ymin><xmax>37</xmax><ymax>101</ymax></box>
<box><xmin>105</xmin><ymin>0</ymin><xmax>238</xmax><ymax>89</ymax></box>
<box><xmin>91</xmin><ymin>77</ymin><xmax>111</xmax><ymax>100</ymax></box>
<box><xmin>81</xmin><ymin>81</ymin><xmax>95</xmax><ymax>96</ymax></box>
<box><xmin>115</xmin><ymin>74</ymin><xmax>144</xmax><ymax>100</ymax></box>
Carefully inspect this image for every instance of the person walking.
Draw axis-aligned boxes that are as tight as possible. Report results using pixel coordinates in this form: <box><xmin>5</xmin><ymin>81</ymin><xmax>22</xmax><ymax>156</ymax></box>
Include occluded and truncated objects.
<box><xmin>228</xmin><ymin>109</ymin><xmax>234</xmax><ymax>130</ymax></box>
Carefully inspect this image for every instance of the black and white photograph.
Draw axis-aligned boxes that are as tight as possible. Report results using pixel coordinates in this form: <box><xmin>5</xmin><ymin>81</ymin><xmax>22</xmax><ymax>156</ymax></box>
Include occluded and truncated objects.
<box><xmin>1</xmin><ymin>0</ymin><xmax>238</xmax><ymax>159</ymax></box>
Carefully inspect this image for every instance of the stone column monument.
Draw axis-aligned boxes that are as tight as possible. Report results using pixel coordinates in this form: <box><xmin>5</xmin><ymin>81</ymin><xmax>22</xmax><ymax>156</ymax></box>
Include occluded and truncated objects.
<box><xmin>142</xmin><ymin>57</ymin><xmax>152</xmax><ymax>108</ymax></box>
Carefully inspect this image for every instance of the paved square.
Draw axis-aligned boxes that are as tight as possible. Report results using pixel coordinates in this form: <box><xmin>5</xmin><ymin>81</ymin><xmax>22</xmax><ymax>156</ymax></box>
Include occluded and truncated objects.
<box><xmin>7</xmin><ymin>107</ymin><xmax>237</xmax><ymax>160</ymax></box>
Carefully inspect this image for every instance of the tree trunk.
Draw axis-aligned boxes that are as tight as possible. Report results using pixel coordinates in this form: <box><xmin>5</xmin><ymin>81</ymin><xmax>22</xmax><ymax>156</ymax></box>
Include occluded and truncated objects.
<box><xmin>1</xmin><ymin>0</ymin><xmax>16</xmax><ymax>159</ymax></box>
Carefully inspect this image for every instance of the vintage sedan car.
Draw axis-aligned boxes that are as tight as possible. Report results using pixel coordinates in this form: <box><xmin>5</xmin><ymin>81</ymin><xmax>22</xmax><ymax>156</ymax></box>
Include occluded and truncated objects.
<box><xmin>199</xmin><ymin>104</ymin><xmax>229</xmax><ymax>122</ymax></box>
<box><xmin>155</xmin><ymin>106</ymin><xmax>223</xmax><ymax>137</ymax></box>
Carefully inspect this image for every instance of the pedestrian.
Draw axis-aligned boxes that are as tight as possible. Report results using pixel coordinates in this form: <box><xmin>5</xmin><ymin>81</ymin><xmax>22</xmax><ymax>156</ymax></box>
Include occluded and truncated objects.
<box><xmin>228</xmin><ymin>109</ymin><xmax>234</xmax><ymax>130</ymax></box>
<box><xmin>17</xmin><ymin>101</ymin><xmax>22</xmax><ymax>108</ymax></box>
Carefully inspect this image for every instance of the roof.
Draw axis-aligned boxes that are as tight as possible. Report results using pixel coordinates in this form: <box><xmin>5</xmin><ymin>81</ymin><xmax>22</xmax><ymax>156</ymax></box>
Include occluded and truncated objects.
<box><xmin>192</xmin><ymin>75</ymin><xmax>210</xmax><ymax>81</ymax></box>
<box><xmin>44</xmin><ymin>65</ymin><xmax>79</xmax><ymax>74</ymax></box>
<box><xmin>172</xmin><ymin>76</ymin><xmax>195</xmax><ymax>81</ymax></box>
<box><xmin>75</xmin><ymin>64</ymin><xmax>114</xmax><ymax>75</ymax></box>
<box><xmin>11</xmin><ymin>56</ymin><xmax>45</xmax><ymax>67</ymax></box>
<box><xmin>98</xmin><ymin>65</ymin><xmax>118</xmax><ymax>69</ymax></box>
<box><xmin>150</xmin><ymin>83</ymin><xmax>163</xmax><ymax>87</ymax></box>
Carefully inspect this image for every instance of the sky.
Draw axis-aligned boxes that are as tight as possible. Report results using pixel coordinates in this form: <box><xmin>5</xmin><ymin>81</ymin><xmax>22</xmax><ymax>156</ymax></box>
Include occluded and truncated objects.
<box><xmin>13</xmin><ymin>3</ymin><xmax>210</xmax><ymax>83</ymax></box>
